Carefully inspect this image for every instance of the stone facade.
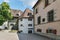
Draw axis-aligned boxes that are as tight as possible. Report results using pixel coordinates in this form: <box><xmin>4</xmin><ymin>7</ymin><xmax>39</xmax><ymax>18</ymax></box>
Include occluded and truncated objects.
<box><xmin>33</xmin><ymin>0</ymin><xmax>60</xmax><ymax>35</ymax></box>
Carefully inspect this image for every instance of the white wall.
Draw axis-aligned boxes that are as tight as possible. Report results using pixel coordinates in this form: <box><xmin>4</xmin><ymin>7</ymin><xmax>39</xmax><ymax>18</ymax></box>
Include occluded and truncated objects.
<box><xmin>18</xmin><ymin>18</ymin><xmax>34</xmax><ymax>33</ymax></box>
<box><xmin>0</xmin><ymin>21</ymin><xmax>8</xmax><ymax>29</ymax></box>
<box><xmin>9</xmin><ymin>21</ymin><xmax>16</xmax><ymax>30</ymax></box>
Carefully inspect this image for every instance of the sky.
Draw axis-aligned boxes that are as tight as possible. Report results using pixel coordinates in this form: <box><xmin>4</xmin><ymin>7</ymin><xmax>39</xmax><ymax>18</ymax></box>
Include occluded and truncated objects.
<box><xmin>0</xmin><ymin>0</ymin><xmax>37</xmax><ymax>11</ymax></box>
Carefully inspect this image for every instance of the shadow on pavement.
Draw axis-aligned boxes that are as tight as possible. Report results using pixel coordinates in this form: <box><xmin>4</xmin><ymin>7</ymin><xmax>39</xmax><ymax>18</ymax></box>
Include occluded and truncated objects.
<box><xmin>17</xmin><ymin>32</ymin><xmax>53</xmax><ymax>40</ymax></box>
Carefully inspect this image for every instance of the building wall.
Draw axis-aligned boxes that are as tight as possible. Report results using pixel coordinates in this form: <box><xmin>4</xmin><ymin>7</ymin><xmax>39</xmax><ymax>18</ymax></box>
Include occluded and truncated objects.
<box><xmin>35</xmin><ymin>21</ymin><xmax>60</xmax><ymax>35</ymax></box>
<box><xmin>34</xmin><ymin>0</ymin><xmax>60</xmax><ymax>35</ymax></box>
<box><xmin>8</xmin><ymin>20</ymin><xmax>16</xmax><ymax>30</ymax></box>
<box><xmin>0</xmin><ymin>21</ymin><xmax>8</xmax><ymax>29</ymax></box>
<box><xmin>18</xmin><ymin>18</ymin><xmax>34</xmax><ymax>33</ymax></box>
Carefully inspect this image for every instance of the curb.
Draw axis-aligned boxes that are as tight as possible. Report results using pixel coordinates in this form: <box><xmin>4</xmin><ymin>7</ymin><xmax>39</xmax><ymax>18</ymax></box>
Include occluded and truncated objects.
<box><xmin>34</xmin><ymin>32</ymin><xmax>60</xmax><ymax>40</ymax></box>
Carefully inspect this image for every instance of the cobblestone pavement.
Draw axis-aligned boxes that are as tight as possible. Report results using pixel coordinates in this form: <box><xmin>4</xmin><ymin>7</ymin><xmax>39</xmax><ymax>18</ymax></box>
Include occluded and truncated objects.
<box><xmin>0</xmin><ymin>31</ymin><xmax>19</xmax><ymax>40</ymax></box>
<box><xmin>17</xmin><ymin>33</ymin><xmax>52</xmax><ymax>40</ymax></box>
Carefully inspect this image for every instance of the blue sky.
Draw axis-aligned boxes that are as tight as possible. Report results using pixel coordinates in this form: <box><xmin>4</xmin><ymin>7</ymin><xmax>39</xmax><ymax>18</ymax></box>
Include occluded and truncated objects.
<box><xmin>0</xmin><ymin>0</ymin><xmax>37</xmax><ymax>11</ymax></box>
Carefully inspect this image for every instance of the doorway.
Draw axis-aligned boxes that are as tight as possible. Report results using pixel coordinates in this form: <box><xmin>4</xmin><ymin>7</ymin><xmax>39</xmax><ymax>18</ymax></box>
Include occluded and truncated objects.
<box><xmin>28</xmin><ymin>30</ymin><xmax>32</xmax><ymax>33</ymax></box>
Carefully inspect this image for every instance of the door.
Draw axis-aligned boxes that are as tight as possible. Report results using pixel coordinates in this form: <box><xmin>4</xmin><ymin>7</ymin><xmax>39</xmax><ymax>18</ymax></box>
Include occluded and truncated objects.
<box><xmin>28</xmin><ymin>30</ymin><xmax>32</xmax><ymax>33</ymax></box>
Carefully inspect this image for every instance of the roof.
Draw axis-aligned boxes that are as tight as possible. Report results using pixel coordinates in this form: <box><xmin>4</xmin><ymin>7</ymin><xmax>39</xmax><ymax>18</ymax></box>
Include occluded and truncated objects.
<box><xmin>33</xmin><ymin>0</ymin><xmax>41</xmax><ymax>8</ymax></box>
<box><xmin>10</xmin><ymin>9</ymin><xmax>23</xmax><ymax>17</ymax></box>
<box><xmin>19</xmin><ymin>8</ymin><xmax>33</xmax><ymax>18</ymax></box>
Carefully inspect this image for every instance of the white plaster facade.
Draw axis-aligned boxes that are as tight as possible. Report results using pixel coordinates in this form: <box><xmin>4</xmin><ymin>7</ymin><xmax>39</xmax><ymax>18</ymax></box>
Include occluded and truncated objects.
<box><xmin>0</xmin><ymin>21</ymin><xmax>8</xmax><ymax>29</ymax></box>
<box><xmin>18</xmin><ymin>8</ymin><xmax>34</xmax><ymax>33</ymax></box>
<box><xmin>19</xmin><ymin>18</ymin><xmax>34</xmax><ymax>33</ymax></box>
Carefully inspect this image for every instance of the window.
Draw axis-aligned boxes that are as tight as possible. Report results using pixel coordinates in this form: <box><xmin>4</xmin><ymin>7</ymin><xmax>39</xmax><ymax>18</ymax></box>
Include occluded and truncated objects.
<box><xmin>10</xmin><ymin>24</ymin><xmax>14</xmax><ymax>26</ymax></box>
<box><xmin>46</xmin><ymin>29</ymin><xmax>57</xmax><ymax>34</ymax></box>
<box><xmin>28</xmin><ymin>24</ymin><xmax>32</xmax><ymax>26</ymax></box>
<box><xmin>49</xmin><ymin>0</ymin><xmax>56</xmax><ymax>4</ymax></box>
<box><xmin>28</xmin><ymin>13</ymin><xmax>32</xmax><ymax>16</ymax></box>
<box><xmin>20</xmin><ymin>18</ymin><xmax>23</xmax><ymax>21</ymax></box>
<box><xmin>53</xmin><ymin>0</ymin><xmax>56</xmax><ymax>2</ymax></box>
<box><xmin>47</xmin><ymin>10</ymin><xmax>54</xmax><ymax>22</ymax></box>
<box><xmin>28</xmin><ymin>18</ymin><xmax>32</xmax><ymax>21</ymax></box>
<box><xmin>36</xmin><ymin>8</ymin><xmax>38</xmax><ymax>13</ymax></box>
<box><xmin>45</xmin><ymin>0</ymin><xmax>56</xmax><ymax>7</ymax></box>
<box><xmin>16</xmin><ymin>14</ymin><xmax>19</xmax><ymax>16</ymax></box>
<box><xmin>45</xmin><ymin>0</ymin><xmax>49</xmax><ymax>7</ymax></box>
<box><xmin>37</xmin><ymin>16</ymin><xmax>41</xmax><ymax>24</ymax></box>
<box><xmin>42</xmin><ymin>18</ymin><xmax>45</xmax><ymax>22</ymax></box>
<box><xmin>37</xmin><ymin>29</ymin><xmax>42</xmax><ymax>32</ymax></box>
<box><xmin>28</xmin><ymin>30</ymin><xmax>32</xmax><ymax>33</ymax></box>
<box><xmin>20</xmin><ymin>24</ymin><xmax>23</xmax><ymax>26</ymax></box>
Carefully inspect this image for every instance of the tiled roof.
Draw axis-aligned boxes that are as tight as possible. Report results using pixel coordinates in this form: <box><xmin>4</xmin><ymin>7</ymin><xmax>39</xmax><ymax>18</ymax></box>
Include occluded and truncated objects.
<box><xmin>10</xmin><ymin>8</ymin><xmax>33</xmax><ymax>18</ymax></box>
<box><xmin>10</xmin><ymin>9</ymin><xmax>23</xmax><ymax>17</ymax></box>
<box><xmin>19</xmin><ymin>8</ymin><xmax>33</xmax><ymax>18</ymax></box>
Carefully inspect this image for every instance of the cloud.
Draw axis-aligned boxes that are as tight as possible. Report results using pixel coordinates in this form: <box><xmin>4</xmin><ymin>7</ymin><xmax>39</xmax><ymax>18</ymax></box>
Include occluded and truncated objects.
<box><xmin>4</xmin><ymin>0</ymin><xmax>10</xmax><ymax>3</ymax></box>
<box><xmin>20</xmin><ymin>0</ymin><xmax>37</xmax><ymax>7</ymax></box>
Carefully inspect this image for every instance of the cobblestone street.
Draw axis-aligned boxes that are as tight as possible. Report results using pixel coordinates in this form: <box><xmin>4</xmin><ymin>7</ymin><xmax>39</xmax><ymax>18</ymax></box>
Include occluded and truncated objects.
<box><xmin>17</xmin><ymin>33</ymin><xmax>52</xmax><ymax>40</ymax></box>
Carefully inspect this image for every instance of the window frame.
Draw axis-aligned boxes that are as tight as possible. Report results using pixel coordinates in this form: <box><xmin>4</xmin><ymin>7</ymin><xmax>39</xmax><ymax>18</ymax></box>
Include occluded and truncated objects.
<box><xmin>28</xmin><ymin>18</ymin><xmax>32</xmax><ymax>21</ymax></box>
<box><xmin>37</xmin><ymin>29</ymin><xmax>42</xmax><ymax>32</ymax></box>
<box><xmin>20</xmin><ymin>18</ymin><xmax>23</xmax><ymax>21</ymax></box>
<box><xmin>37</xmin><ymin>16</ymin><xmax>41</xmax><ymax>24</ymax></box>
<box><xmin>47</xmin><ymin>10</ymin><xmax>54</xmax><ymax>22</ymax></box>
<box><xmin>20</xmin><ymin>24</ymin><xmax>23</xmax><ymax>26</ymax></box>
<box><xmin>42</xmin><ymin>18</ymin><xmax>45</xmax><ymax>22</ymax></box>
<box><xmin>16</xmin><ymin>14</ymin><xmax>19</xmax><ymax>16</ymax></box>
<box><xmin>28</xmin><ymin>13</ymin><xmax>32</xmax><ymax>16</ymax></box>
<box><xmin>46</xmin><ymin>29</ymin><xmax>57</xmax><ymax>34</ymax></box>
<box><xmin>36</xmin><ymin>8</ymin><xmax>38</xmax><ymax>14</ymax></box>
<box><xmin>28</xmin><ymin>24</ymin><xmax>32</xmax><ymax>26</ymax></box>
<box><xmin>45</xmin><ymin>0</ymin><xmax>49</xmax><ymax>7</ymax></box>
<box><xmin>44</xmin><ymin>0</ymin><xmax>56</xmax><ymax>8</ymax></box>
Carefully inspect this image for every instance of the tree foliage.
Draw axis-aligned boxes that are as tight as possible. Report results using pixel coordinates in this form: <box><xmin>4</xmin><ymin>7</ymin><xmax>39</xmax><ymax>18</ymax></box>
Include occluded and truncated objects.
<box><xmin>0</xmin><ymin>2</ymin><xmax>13</xmax><ymax>25</ymax></box>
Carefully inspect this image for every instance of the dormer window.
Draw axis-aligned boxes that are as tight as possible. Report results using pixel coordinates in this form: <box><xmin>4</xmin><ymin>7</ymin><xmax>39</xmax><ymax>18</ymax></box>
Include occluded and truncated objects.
<box><xmin>28</xmin><ymin>13</ymin><xmax>32</xmax><ymax>16</ymax></box>
<box><xmin>47</xmin><ymin>10</ymin><xmax>54</xmax><ymax>22</ymax></box>
<box><xmin>16</xmin><ymin>14</ymin><xmax>19</xmax><ymax>16</ymax></box>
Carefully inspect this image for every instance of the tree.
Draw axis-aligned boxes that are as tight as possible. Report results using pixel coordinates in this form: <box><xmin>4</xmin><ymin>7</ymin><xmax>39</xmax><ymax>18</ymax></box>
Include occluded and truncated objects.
<box><xmin>0</xmin><ymin>2</ymin><xmax>13</xmax><ymax>25</ymax></box>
